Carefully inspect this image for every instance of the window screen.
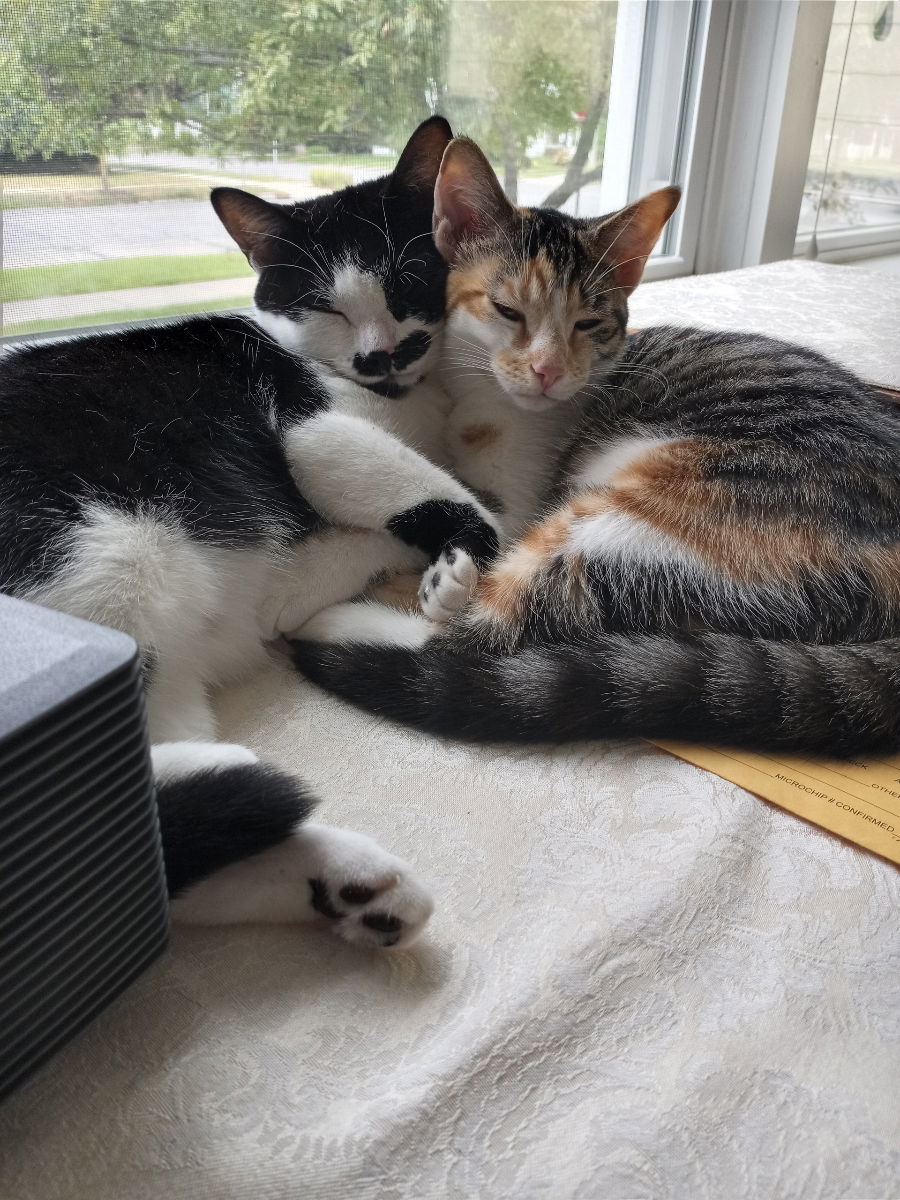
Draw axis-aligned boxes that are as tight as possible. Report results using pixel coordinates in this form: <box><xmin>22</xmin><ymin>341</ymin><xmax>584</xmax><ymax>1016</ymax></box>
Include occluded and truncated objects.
<box><xmin>1</xmin><ymin>0</ymin><xmax>618</xmax><ymax>341</ymax></box>
<box><xmin>799</xmin><ymin>0</ymin><xmax>900</xmax><ymax>248</ymax></box>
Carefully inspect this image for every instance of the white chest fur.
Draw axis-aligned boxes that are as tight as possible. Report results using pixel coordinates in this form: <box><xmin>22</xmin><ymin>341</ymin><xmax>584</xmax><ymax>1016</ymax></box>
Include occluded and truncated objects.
<box><xmin>440</xmin><ymin>334</ymin><xmax>581</xmax><ymax>541</ymax></box>
<box><xmin>569</xmin><ymin>434</ymin><xmax>676</xmax><ymax>490</ymax></box>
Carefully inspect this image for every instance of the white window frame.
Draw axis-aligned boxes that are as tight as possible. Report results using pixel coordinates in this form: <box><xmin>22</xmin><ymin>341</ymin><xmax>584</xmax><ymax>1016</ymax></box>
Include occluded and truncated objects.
<box><xmin>608</xmin><ymin>0</ymin><xmax>838</xmax><ymax>281</ymax></box>
<box><xmin>796</xmin><ymin>224</ymin><xmax>900</xmax><ymax>263</ymax></box>
<box><xmin>794</xmin><ymin>4</ymin><xmax>900</xmax><ymax>266</ymax></box>
<box><xmin>601</xmin><ymin>0</ymin><xmax>727</xmax><ymax>282</ymax></box>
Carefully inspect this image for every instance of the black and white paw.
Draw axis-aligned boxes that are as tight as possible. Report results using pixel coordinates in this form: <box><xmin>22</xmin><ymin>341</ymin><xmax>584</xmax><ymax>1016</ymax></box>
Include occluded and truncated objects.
<box><xmin>300</xmin><ymin>823</ymin><xmax>434</xmax><ymax>948</ymax></box>
<box><xmin>418</xmin><ymin>548</ymin><xmax>479</xmax><ymax>622</ymax></box>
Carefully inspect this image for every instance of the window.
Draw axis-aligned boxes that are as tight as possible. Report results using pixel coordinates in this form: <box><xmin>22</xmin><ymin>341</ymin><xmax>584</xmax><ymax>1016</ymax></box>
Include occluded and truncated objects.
<box><xmin>1</xmin><ymin>0</ymin><xmax>710</xmax><ymax>344</ymax></box>
<box><xmin>798</xmin><ymin>0</ymin><xmax>900</xmax><ymax>261</ymax></box>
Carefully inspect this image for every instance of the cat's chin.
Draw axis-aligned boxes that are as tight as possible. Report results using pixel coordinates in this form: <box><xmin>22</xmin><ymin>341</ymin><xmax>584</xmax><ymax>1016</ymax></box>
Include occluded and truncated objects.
<box><xmin>506</xmin><ymin>391</ymin><xmax>568</xmax><ymax>414</ymax></box>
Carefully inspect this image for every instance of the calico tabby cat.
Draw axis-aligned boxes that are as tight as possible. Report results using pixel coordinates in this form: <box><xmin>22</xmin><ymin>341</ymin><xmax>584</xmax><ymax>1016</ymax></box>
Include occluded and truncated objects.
<box><xmin>0</xmin><ymin>118</ymin><xmax>499</xmax><ymax>944</ymax></box>
<box><xmin>294</xmin><ymin>137</ymin><xmax>900</xmax><ymax>757</ymax></box>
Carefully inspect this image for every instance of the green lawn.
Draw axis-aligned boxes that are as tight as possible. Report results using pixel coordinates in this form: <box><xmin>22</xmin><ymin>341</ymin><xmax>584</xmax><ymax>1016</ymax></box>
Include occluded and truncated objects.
<box><xmin>2</xmin><ymin>253</ymin><xmax>253</xmax><ymax>303</ymax></box>
<box><xmin>4</xmin><ymin>295</ymin><xmax>253</xmax><ymax>337</ymax></box>
<box><xmin>520</xmin><ymin>157</ymin><xmax>575</xmax><ymax>179</ymax></box>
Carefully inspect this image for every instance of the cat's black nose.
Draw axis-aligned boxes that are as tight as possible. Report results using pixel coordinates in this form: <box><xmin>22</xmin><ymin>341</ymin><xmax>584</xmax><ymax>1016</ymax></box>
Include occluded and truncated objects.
<box><xmin>353</xmin><ymin>350</ymin><xmax>392</xmax><ymax>377</ymax></box>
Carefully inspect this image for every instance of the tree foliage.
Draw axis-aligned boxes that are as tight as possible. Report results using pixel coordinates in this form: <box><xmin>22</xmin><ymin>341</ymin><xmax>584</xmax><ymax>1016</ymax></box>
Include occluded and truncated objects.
<box><xmin>443</xmin><ymin>2</ymin><xmax>577</xmax><ymax>201</ymax></box>
<box><xmin>1</xmin><ymin>0</ymin><xmax>446</xmax><ymax>158</ymax></box>
<box><xmin>1</xmin><ymin>0</ymin><xmax>616</xmax><ymax>207</ymax></box>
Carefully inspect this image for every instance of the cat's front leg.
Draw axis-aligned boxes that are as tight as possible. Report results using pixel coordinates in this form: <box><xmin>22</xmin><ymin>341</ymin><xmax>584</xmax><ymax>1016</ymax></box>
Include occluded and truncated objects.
<box><xmin>282</xmin><ymin>410</ymin><xmax>502</xmax><ymax>575</ymax></box>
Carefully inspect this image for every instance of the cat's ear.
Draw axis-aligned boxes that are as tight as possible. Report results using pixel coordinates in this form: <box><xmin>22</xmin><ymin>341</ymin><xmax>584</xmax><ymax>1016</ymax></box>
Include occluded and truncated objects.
<box><xmin>390</xmin><ymin>116</ymin><xmax>454</xmax><ymax>194</ymax></box>
<box><xmin>433</xmin><ymin>137</ymin><xmax>515</xmax><ymax>263</ymax></box>
<box><xmin>211</xmin><ymin>188</ymin><xmax>299</xmax><ymax>271</ymax></box>
<box><xmin>585</xmin><ymin>186</ymin><xmax>681</xmax><ymax>294</ymax></box>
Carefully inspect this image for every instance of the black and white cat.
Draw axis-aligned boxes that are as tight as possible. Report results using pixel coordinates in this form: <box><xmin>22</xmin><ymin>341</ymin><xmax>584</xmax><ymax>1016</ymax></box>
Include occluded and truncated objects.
<box><xmin>0</xmin><ymin>117</ymin><xmax>498</xmax><ymax>945</ymax></box>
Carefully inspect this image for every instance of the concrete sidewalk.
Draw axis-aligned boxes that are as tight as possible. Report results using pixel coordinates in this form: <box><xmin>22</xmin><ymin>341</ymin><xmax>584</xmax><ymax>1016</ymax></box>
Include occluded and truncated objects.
<box><xmin>4</xmin><ymin>276</ymin><xmax>254</xmax><ymax>326</ymax></box>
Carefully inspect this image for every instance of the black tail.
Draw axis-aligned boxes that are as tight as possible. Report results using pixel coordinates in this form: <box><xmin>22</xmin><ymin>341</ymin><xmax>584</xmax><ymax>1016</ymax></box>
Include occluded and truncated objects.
<box><xmin>293</xmin><ymin>633</ymin><xmax>900</xmax><ymax>756</ymax></box>
<box><xmin>155</xmin><ymin>763</ymin><xmax>316</xmax><ymax>897</ymax></box>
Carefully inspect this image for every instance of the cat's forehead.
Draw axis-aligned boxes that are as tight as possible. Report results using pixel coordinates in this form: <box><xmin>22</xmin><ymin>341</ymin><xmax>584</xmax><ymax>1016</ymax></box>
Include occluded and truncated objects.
<box><xmin>520</xmin><ymin>209</ymin><xmax>587</xmax><ymax>269</ymax></box>
<box><xmin>465</xmin><ymin>208</ymin><xmax>591</xmax><ymax>287</ymax></box>
<box><xmin>288</xmin><ymin>187</ymin><xmax>432</xmax><ymax>265</ymax></box>
<box><xmin>331</xmin><ymin>260</ymin><xmax>390</xmax><ymax>315</ymax></box>
<box><xmin>502</xmin><ymin>249</ymin><xmax>585</xmax><ymax>317</ymax></box>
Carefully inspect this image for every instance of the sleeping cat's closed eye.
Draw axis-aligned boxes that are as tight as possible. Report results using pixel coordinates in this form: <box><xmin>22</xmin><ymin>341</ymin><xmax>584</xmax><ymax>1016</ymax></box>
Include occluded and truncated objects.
<box><xmin>492</xmin><ymin>300</ymin><xmax>524</xmax><ymax>323</ymax></box>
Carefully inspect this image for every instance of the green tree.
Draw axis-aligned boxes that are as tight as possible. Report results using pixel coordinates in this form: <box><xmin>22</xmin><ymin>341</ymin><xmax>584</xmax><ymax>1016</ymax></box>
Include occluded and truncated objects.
<box><xmin>0</xmin><ymin>0</ymin><xmax>255</xmax><ymax>182</ymax></box>
<box><xmin>0</xmin><ymin>0</ymin><xmax>447</xmax><ymax>172</ymax></box>
<box><xmin>539</xmin><ymin>2</ymin><xmax>618</xmax><ymax>209</ymax></box>
<box><xmin>237</xmin><ymin>0</ymin><xmax>447</xmax><ymax>152</ymax></box>
<box><xmin>442</xmin><ymin>0</ymin><xmax>617</xmax><ymax>205</ymax></box>
<box><xmin>1</xmin><ymin>0</ymin><xmax>616</xmax><ymax>204</ymax></box>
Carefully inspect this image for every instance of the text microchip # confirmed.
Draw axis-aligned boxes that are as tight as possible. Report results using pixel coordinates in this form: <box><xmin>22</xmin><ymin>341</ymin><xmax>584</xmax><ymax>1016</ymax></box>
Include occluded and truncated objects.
<box><xmin>650</xmin><ymin>742</ymin><xmax>900</xmax><ymax>866</ymax></box>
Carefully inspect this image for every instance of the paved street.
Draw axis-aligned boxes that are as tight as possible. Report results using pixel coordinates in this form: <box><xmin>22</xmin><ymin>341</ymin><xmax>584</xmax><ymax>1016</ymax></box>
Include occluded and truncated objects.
<box><xmin>3</xmin><ymin>199</ymin><xmax>238</xmax><ymax>269</ymax></box>
<box><xmin>110</xmin><ymin>150</ymin><xmax>389</xmax><ymax>184</ymax></box>
<box><xmin>2</xmin><ymin>171</ymin><xmax>602</xmax><ymax>271</ymax></box>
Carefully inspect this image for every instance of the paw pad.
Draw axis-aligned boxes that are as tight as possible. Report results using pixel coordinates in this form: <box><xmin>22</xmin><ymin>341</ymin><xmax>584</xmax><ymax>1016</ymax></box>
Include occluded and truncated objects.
<box><xmin>418</xmin><ymin>548</ymin><xmax>479</xmax><ymax>622</ymax></box>
<box><xmin>299</xmin><ymin>824</ymin><xmax>433</xmax><ymax>949</ymax></box>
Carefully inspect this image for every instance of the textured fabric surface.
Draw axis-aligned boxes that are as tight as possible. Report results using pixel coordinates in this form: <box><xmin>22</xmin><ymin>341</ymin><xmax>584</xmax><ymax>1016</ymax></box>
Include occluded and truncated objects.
<box><xmin>630</xmin><ymin>258</ymin><xmax>900</xmax><ymax>388</ymax></box>
<box><xmin>2</xmin><ymin>262</ymin><xmax>900</xmax><ymax>1199</ymax></box>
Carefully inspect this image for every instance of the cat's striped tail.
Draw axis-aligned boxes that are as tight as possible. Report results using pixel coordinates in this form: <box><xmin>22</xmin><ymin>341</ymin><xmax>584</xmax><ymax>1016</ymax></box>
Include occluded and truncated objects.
<box><xmin>292</xmin><ymin>633</ymin><xmax>900</xmax><ymax>756</ymax></box>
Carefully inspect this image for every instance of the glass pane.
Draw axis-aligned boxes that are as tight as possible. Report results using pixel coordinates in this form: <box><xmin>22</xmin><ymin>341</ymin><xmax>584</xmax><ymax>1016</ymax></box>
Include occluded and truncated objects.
<box><xmin>1</xmin><ymin>0</ymin><xmax>627</xmax><ymax>342</ymax></box>
<box><xmin>799</xmin><ymin>0</ymin><xmax>900</xmax><ymax>238</ymax></box>
<box><xmin>443</xmin><ymin>0</ymin><xmax>618</xmax><ymax>213</ymax></box>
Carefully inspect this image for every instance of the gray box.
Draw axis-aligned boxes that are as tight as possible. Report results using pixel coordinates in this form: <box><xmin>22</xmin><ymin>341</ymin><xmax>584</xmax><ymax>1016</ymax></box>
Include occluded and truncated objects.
<box><xmin>0</xmin><ymin>595</ymin><xmax>169</xmax><ymax>1100</ymax></box>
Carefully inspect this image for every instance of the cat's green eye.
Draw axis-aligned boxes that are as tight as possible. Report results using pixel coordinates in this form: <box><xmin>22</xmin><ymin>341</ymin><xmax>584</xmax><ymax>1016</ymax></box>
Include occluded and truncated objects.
<box><xmin>574</xmin><ymin>318</ymin><xmax>602</xmax><ymax>332</ymax></box>
<box><xmin>492</xmin><ymin>300</ymin><xmax>524</xmax><ymax>323</ymax></box>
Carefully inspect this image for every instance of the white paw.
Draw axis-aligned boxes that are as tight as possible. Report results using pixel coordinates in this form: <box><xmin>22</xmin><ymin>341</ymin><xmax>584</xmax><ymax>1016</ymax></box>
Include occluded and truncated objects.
<box><xmin>298</xmin><ymin>823</ymin><xmax>434</xmax><ymax>948</ymax></box>
<box><xmin>419</xmin><ymin>548</ymin><xmax>478</xmax><ymax>622</ymax></box>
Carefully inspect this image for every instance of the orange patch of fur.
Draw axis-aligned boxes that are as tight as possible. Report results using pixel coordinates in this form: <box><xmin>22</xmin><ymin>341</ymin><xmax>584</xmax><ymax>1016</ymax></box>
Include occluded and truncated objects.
<box><xmin>476</xmin><ymin>544</ymin><xmax>542</xmax><ymax>623</ymax></box>
<box><xmin>475</xmin><ymin>493</ymin><xmax>610</xmax><ymax>622</ymax></box>
<box><xmin>367</xmin><ymin>570</ymin><xmax>422</xmax><ymax>613</ymax></box>
<box><xmin>459</xmin><ymin>422</ymin><xmax>502</xmax><ymax>450</ymax></box>
<box><xmin>609</xmin><ymin>441</ymin><xmax>841</xmax><ymax>583</ymax></box>
<box><xmin>447</xmin><ymin>258</ymin><xmax>499</xmax><ymax>317</ymax></box>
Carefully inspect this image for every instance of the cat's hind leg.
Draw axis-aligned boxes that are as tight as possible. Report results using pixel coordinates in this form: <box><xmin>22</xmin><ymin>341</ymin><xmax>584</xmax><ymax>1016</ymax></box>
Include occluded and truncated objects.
<box><xmin>154</xmin><ymin>742</ymin><xmax>433</xmax><ymax>946</ymax></box>
<box><xmin>26</xmin><ymin>503</ymin><xmax>224</xmax><ymax>741</ymax></box>
<box><xmin>261</xmin><ymin>528</ymin><xmax>426</xmax><ymax>640</ymax></box>
<box><xmin>145</xmin><ymin>656</ymin><xmax>216</xmax><ymax>742</ymax></box>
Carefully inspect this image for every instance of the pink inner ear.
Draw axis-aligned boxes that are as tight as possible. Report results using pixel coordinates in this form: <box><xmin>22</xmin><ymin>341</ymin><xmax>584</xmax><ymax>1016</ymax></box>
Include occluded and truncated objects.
<box><xmin>608</xmin><ymin>249</ymin><xmax>649</xmax><ymax>294</ymax></box>
<box><xmin>596</xmin><ymin>187</ymin><xmax>681</xmax><ymax>294</ymax></box>
<box><xmin>433</xmin><ymin>177</ymin><xmax>477</xmax><ymax>261</ymax></box>
<box><xmin>599</xmin><ymin>221</ymin><xmax>662</xmax><ymax>294</ymax></box>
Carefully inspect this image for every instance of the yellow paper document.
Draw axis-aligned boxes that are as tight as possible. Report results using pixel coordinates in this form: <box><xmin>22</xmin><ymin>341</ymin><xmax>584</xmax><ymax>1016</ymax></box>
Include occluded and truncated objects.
<box><xmin>650</xmin><ymin>742</ymin><xmax>900</xmax><ymax>866</ymax></box>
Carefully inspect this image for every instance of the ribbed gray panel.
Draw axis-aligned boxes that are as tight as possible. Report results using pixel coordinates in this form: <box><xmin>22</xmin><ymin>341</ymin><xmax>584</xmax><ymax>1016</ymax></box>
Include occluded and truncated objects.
<box><xmin>0</xmin><ymin>597</ymin><xmax>169</xmax><ymax>1101</ymax></box>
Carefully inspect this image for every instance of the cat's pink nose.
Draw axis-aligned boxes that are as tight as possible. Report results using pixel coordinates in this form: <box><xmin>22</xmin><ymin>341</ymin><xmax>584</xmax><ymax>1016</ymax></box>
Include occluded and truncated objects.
<box><xmin>532</xmin><ymin>363</ymin><xmax>563</xmax><ymax>392</ymax></box>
